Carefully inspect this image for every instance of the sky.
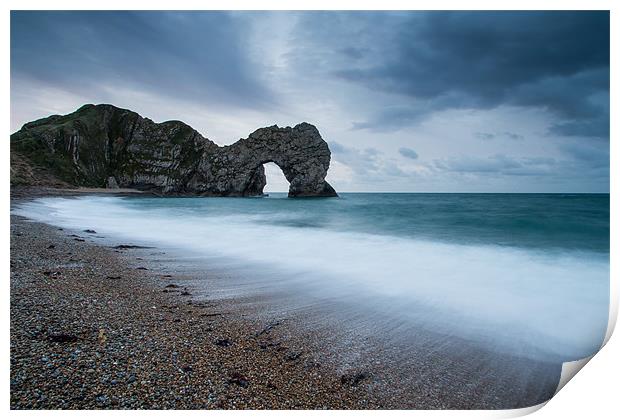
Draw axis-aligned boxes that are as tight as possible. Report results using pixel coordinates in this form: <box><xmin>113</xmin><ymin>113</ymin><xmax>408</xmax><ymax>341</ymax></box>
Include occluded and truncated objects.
<box><xmin>10</xmin><ymin>11</ymin><xmax>610</xmax><ymax>192</ymax></box>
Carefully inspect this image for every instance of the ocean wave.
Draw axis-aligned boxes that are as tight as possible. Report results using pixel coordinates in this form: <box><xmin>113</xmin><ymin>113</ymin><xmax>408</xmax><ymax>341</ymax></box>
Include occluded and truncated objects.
<box><xmin>14</xmin><ymin>195</ymin><xmax>609</xmax><ymax>361</ymax></box>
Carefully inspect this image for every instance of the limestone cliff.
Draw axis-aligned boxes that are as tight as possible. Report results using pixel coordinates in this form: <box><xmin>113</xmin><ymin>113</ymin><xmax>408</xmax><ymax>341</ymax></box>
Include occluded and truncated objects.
<box><xmin>10</xmin><ymin>104</ymin><xmax>337</xmax><ymax>197</ymax></box>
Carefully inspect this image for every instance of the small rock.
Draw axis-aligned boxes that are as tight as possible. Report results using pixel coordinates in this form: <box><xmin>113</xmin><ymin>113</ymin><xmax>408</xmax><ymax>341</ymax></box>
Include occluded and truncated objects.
<box><xmin>43</xmin><ymin>271</ymin><xmax>62</xmax><ymax>277</ymax></box>
<box><xmin>83</xmin><ymin>229</ymin><xmax>97</xmax><ymax>234</ymax></box>
<box><xmin>106</xmin><ymin>176</ymin><xmax>119</xmax><ymax>189</ymax></box>
<box><xmin>215</xmin><ymin>338</ymin><xmax>232</xmax><ymax>347</ymax></box>
<box><xmin>114</xmin><ymin>245</ymin><xmax>153</xmax><ymax>249</ymax></box>
<box><xmin>340</xmin><ymin>371</ymin><xmax>372</xmax><ymax>387</ymax></box>
<box><xmin>95</xmin><ymin>394</ymin><xmax>110</xmax><ymax>406</ymax></box>
<box><xmin>98</xmin><ymin>328</ymin><xmax>107</xmax><ymax>345</ymax></box>
<box><xmin>229</xmin><ymin>372</ymin><xmax>249</xmax><ymax>388</ymax></box>
<box><xmin>201</xmin><ymin>312</ymin><xmax>224</xmax><ymax>318</ymax></box>
<box><xmin>286</xmin><ymin>351</ymin><xmax>303</xmax><ymax>361</ymax></box>
<box><xmin>256</xmin><ymin>320</ymin><xmax>282</xmax><ymax>337</ymax></box>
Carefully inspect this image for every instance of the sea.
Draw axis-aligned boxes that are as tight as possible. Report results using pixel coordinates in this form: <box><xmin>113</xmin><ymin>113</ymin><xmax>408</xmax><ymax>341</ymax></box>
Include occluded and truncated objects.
<box><xmin>14</xmin><ymin>193</ymin><xmax>610</xmax><ymax>364</ymax></box>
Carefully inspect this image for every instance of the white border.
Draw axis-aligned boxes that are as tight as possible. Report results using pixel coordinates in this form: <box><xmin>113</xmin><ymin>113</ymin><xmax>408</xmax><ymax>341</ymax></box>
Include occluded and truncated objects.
<box><xmin>3</xmin><ymin>1</ymin><xmax>617</xmax><ymax>419</ymax></box>
<box><xmin>2</xmin><ymin>0</ymin><xmax>618</xmax><ymax>11</ymax></box>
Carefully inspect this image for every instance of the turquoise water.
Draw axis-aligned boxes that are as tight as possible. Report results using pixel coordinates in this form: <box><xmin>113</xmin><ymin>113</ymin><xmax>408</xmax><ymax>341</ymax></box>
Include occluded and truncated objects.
<box><xmin>15</xmin><ymin>193</ymin><xmax>610</xmax><ymax>361</ymax></box>
<box><xmin>121</xmin><ymin>193</ymin><xmax>610</xmax><ymax>253</ymax></box>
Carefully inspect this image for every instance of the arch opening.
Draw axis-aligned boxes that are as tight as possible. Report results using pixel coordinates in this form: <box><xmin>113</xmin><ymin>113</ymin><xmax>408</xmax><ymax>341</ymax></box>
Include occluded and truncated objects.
<box><xmin>263</xmin><ymin>162</ymin><xmax>290</xmax><ymax>193</ymax></box>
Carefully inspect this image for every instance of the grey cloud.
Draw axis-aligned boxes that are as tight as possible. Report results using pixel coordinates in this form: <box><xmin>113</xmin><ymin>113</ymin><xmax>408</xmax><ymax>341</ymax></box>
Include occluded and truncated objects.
<box><xmin>339</xmin><ymin>46</ymin><xmax>367</xmax><ymax>60</ymax></box>
<box><xmin>10</xmin><ymin>11</ymin><xmax>275</xmax><ymax>110</ymax></box>
<box><xmin>330</xmin><ymin>141</ymin><xmax>411</xmax><ymax>179</ymax></box>
<box><xmin>383</xmin><ymin>165</ymin><xmax>407</xmax><ymax>177</ymax></box>
<box><xmin>432</xmin><ymin>154</ymin><xmax>577</xmax><ymax>177</ymax></box>
<box><xmin>522</xmin><ymin>157</ymin><xmax>557</xmax><ymax>166</ymax></box>
<box><xmin>435</xmin><ymin>154</ymin><xmax>524</xmax><ymax>174</ymax></box>
<box><xmin>559</xmin><ymin>142</ymin><xmax>609</xmax><ymax>167</ymax></box>
<box><xmin>549</xmin><ymin>114</ymin><xmax>610</xmax><ymax>138</ymax></box>
<box><xmin>329</xmin><ymin>141</ymin><xmax>382</xmax><ymax>175</ymax></box>
<box><xmin>434</xmin><ymin>148</ymin><xmax>607</xmax><ymax>179</ymax></box>
<box><xmin>328</xmin><ymin>141</ymin><xmax>347</xmax><ymax>154</ymax></box>
<box><xmin>292</xmin><ymin>11</ymin><xmax>609</xmax><ymax>137</ymax></box>
<box><xmin>399</xmin><ymin>147</ymin><xmax>419</xmax><ymax>160</ymax></box>
<box><xmin>475</xmin><ymin>131</ymin><xmax>524</xmax><ymax>141</ymax></box>
<box><xmin>503</xmin><ymin>132</ymin><xmax>524</xmax><ymax>141</ymax></box>
<box><xmin>351</xmin><ymin>106</ymin><xmax>426</xmax><ymax>132</ymax></box>
<box><xmin>474</xmin><ymin>132</ymin><xmax>496</xmax><ymax>140</ymax></box>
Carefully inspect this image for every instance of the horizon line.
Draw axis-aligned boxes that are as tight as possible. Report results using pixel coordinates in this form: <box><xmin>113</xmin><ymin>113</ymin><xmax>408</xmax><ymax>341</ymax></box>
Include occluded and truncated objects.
<box><xmin>263</xmin><ymin>191</ymin><xmax>610</xmax><ymax>194</ymax></box>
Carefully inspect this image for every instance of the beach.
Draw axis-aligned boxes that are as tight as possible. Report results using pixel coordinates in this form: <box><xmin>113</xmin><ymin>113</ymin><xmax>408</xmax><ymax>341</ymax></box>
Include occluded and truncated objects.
<box><xmin>11</xmin><ymin>190</ymin><xmax>386</xmax><ymax>408</ymax></box>
<box><xmin>10</xmin><ymin>188</ymin><xmax>575</xmax><ymax>409</ymax></box>
<box><xmin>10</xmin><ymin>214</ymin><xmax>378</xmax><ymax>409</ymax></box>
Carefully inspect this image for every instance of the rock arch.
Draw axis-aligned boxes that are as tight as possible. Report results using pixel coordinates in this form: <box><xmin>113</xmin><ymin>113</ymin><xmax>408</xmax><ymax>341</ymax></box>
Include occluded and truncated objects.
<box><xmin>11</xmin><ymin>104</ymin><xmax>338</xmax><ymax>197</ymax></box>
<box><xmin>196</xmin><ymin>123</ymin><xmax>338</xmax><ymax>197</ymax></box>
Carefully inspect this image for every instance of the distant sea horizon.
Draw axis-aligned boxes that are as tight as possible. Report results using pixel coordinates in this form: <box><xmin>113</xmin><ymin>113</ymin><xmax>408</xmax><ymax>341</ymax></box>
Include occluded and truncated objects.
<box><xmin>264</xmin><ymin>190</ymin><xmax>611</xmax><ymax>194</ymax></box>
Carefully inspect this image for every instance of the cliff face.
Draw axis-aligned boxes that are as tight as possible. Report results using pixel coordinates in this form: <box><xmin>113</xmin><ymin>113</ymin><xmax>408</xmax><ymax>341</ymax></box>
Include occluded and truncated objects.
<box><xmin>10</xmin><ymin>104</ymin><xmax>337</xmax><ymax>197</ymax></box>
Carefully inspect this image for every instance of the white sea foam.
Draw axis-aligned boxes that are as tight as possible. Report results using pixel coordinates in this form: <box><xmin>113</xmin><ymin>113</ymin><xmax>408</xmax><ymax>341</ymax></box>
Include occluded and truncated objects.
<box><xmin>14</xmin><ymin>196</ymin><xmax>609</xmax><ymax>361</ymax></box>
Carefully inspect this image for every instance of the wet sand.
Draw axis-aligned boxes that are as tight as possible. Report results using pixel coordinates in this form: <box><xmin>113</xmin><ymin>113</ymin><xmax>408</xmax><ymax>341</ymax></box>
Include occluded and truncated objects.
<box><xmin>10</xmin><ymin>189</ymin><xmax>562</xmax><ymax>409</ymax></box>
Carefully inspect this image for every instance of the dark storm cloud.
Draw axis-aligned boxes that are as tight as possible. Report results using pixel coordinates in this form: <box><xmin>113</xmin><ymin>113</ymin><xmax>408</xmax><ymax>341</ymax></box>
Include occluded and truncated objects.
<box><xmin>292</xmin><ymin>11</ymin><xmax>609</xmax><ymax>137</ymax></box>
<box><xmin>10</xmin><ymin>11</ymin><xmax>274</xmax><ymax>110</ymax></box>
<box><xmin>352</xmin><ymin>12</ymin><xmax>609</xmax><ymax>104</ymax></box>
<box><xmin>398</xmin><ymin>147</ymin><xmax>419</xmax><ymax>160</ymax></box>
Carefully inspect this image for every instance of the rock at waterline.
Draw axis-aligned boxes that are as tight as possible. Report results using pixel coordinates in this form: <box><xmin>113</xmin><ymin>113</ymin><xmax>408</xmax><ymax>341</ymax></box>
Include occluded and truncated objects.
<box><xmin>106</xmin><ymin>176</ymin><xmax>119</xmax><ymax>189</ymax></box>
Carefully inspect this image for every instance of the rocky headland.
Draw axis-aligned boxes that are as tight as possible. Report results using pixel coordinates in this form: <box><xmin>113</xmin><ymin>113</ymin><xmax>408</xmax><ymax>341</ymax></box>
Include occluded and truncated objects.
<box><xmin>10</xmin><ymin>104</ymin><xmax>337</xmax><ymax>197</ymax></box>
